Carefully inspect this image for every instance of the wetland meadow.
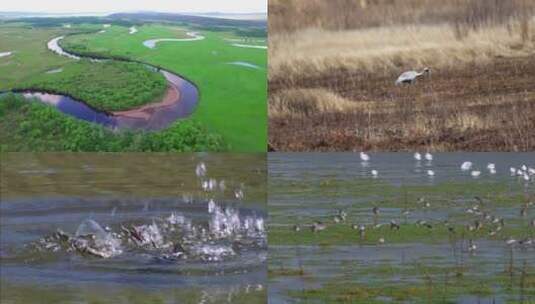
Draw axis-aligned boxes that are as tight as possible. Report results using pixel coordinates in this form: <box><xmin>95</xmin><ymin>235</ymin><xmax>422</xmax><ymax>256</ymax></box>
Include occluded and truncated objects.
<box><xmin>268</xmin><ymin>153</ymin><xmax>535</xmax><ymax>303</ymax></box>
<box><xmin>0</xmin><ymin>13</ymin><xmax>267</xmax><ymax>152</ymax></box>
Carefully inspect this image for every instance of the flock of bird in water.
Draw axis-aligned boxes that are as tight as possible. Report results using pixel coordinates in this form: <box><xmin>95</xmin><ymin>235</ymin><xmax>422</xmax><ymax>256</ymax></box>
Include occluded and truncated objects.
<box><xmin>31</xmin><ymin>162</ymin><xmax>266</xmax><ymax>260</ymax></box>
<box><xmin>359</xmin><ymin>152</ymin><xmax>535</xmax><ymax>180</ymax></box>
<box><xmin>291</xmin><ymin>152</ymin><xmax>535</xmax><ymax>253</ymax></box>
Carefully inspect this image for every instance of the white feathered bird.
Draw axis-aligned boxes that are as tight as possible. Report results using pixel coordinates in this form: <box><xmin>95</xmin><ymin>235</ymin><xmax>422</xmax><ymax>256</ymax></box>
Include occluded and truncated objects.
<box><xmin>395</xmin><ymin>68</ymin><xmax>430</xmax><ymax>85</ymax></box>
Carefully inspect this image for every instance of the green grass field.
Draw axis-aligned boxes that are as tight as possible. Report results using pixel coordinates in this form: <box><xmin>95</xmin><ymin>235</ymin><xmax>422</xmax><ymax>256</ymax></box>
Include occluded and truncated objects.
<box><xmin>62</xmin><ymin>24</ymin><xmax>267</xmax><ymax>151</ymax></box>
<box><xmin>0</xmin><ymin>21</ymin><xmax>266</xmax><ymax>151</ymax></box>
<box><xmin>14</xmin><ymin>60</ymin><xmax>167</xmax><ymax>111</ymax></box>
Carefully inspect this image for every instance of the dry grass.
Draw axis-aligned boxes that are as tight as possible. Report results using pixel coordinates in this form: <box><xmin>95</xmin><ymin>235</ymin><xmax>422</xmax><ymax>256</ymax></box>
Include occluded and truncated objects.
<box><xmin>268</xmin><ymin>0</ymin><xmax>535</xmax><ymax>151</ymax></box>
<box><xmin>269</xmin><ymin>88</ymin><xmax>361</xmax><ymax>117</ymax></box>
<box><xmin>269</xmin><ymin>0</ymin><xmax>535</xmax><ymax>33</ymax></box>
<box><xmin>269</xmin><ymin>22</ymin><xmax>535</xmax><ymax>82</ymax></box>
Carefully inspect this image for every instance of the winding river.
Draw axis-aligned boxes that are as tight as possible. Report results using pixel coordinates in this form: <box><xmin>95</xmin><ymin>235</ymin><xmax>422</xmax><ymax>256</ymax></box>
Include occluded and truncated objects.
<box><xmin>143</xmin><ymin>32</ymin><xmax>205</xmax><ymax>49</ymax></box>
<box><xmin>18</xmin><ymin>35</ymin><xmax>199</xmax><ymax>131</ymax></box>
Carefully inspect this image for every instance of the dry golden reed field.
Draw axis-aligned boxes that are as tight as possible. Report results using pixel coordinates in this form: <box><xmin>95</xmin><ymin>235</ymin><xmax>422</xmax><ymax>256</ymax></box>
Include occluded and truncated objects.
<box><xmin>268</xmin><ymin>0</ymin><xmax>535</xmax><ymax>151</ymax></box>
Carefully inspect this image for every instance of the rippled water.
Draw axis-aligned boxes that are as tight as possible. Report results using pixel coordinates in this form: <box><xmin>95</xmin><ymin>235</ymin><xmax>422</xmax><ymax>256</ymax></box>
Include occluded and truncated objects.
<box><xmin>0</xmin><ymin>153</ymin><xmax>267</xmax><ymax>303</ymax></box>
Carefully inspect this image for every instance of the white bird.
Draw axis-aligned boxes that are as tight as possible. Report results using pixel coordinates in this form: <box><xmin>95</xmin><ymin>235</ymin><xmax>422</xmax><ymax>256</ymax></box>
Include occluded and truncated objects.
<box><xmin>489</xmin><ymin>168</ymin><xmax>497</xmax><ymax>175</ymax></box>
<box><xmin>425</xmin><ymin>152</ymin><xmax>433</xmax><ymax>161</ymax></box>
<box><xmin>521</xmin><ymin>165</ymin><xmax>528</xmax><ymax>171</ymax></box>
<box><xmin>461</xmin><ymin>161</ymin><xmax>473</xmax><ymax>171</ymax></box>
<box><xmin>487</xmin><ymin>163</ymin><xmax>495</xmax><ymax>170</ymax></box>
<box><xmin>395</xmin><ymin>68</ymin><xmax>430</xmax><ymax>85</ymax></box>
<box><xmin>471</xmin><ymin>171</ymin><xmax>481</xmax><ymax>178</ymax></box>
<box><xmin>427</xmin><ymin>170</ymin><xmax>435</xmax><ymax>177</ymax></box>
<box><xmin>505</xmin><ymin>237</ymin><xmax>516</xmax><ymax>246</ymax></box>
<box><xmin>371</xmin><ymin>170</ymin><xmax>378</xmax><ymax>177</ymax></box>
<box><xmin>510</xmin><ymin>167</ymin><xmax>517</xmax><ymax>175</ymax></box>
<box><xmin>523</xmin><ymin>173</ymin><xmax>530</xmax><ymax>181</ymax></box>
<box><xmin>414</xmin><ymin>152</ymin><xmax>422</xmax><ymax>161</ymax></box>
<box><xmin>468</xmin><ymin>239</ymin><xmax>477</xmax><ymax>253</ymax></box>
<box><xmin>529</xmin><ymin>168</ymin><xmax>535</xmax><ymax>175</ymax></box>
<box><xmin>360</xmin><ymin>152</ymin><xmax>370</xmax><ymax>162</ymax></box>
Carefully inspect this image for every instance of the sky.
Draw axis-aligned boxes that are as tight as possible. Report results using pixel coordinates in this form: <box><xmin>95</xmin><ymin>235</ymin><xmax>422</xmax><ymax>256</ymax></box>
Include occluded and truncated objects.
<box><xmin>0</xmin><ymin>0</ymin><xmax>266</xmax><ymax>14</ymax></box>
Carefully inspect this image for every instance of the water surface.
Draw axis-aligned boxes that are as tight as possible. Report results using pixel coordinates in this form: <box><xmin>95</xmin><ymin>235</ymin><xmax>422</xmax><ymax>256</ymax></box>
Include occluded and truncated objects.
<box><xmin>143</xmin><ymin>32</ymin><xmax>205</xmax><ymax>49</ymax></box>
<box><xmin>1</xmin><ymin>153</ymin><xmax>267</xmax><ymax>303</ymax></box>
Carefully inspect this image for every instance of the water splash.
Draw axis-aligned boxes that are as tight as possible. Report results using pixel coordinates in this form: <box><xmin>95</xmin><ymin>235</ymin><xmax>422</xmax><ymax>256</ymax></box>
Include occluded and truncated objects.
<box><xmin>32</xmin><ymin>200</ymin><xmax>265</xmax><ymax>262</ymax></box>
<box><xmin>30</xmin><ymin>162</ymin><xmax>265</xmax><ymax>263</ymax></box>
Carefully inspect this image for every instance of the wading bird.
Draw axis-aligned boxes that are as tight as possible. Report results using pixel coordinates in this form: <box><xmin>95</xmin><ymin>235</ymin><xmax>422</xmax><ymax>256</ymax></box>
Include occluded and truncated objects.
<box><xmin>390</xmin><ymin>220</ymin><xmax>400</xmax><ymax>231</ymax></box>
<box><xmin>311</xmin><ymin>221</ymin><xmax>327</xmax><ymax>233</ymax></box>
<box><xmin>395</xmin><ymin>68</ymin><xmax>430</xmax><ymax>85</ymax></box>
<box><xmin>471</xmin><ymin>170</ymin><xmax>481</xmax><ymax>178</ymax></box>
<box><xmin>461</xmin><ymin>161</ymin><xmax>473</xmax><ymax>171</ymax></box>
<box><xmin>360</xmin><ymin>152</ymin><xmax>370</xmax><ymax>162</ymax></box>
<box><xmin>358</xmin><ymin>224</ymin><xmax>366</xmax><ymax>239</ymax></box>
<box><xmin>468</xmin><ymin>239</ymin><xmax>477</xmax><ymax>254</ymax></box>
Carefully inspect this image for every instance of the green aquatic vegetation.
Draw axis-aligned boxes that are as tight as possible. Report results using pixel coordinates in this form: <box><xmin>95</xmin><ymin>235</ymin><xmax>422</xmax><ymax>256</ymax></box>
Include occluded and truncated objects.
<box><xmin>0</xmin><ymin>94</ymin><xmax>224</xmax><ymax>152</ymax></box>
<box><xmin>0</xmin><ymin>280</ymin><xmax>265</xmax><ymax>304</ymax></box>
<box><xmin>273</xmin><ymin>254</ymin><xmax>535</xmax><ymax>303</ymax></box>
<box><xmin>269</xmin><ymin>179</ymin><xmax>531</xmax><ymax>209</ymax></box>
<box><xmin>287</xmin><ymin>275</ymin><xmax>509</xmax><ymax>303</ymax></box>
<box><xmin>268</xmin><ymin>221</ymin><xmax>533</xmax><ymax>246</ymax></box>
<box><xmin>268</xmin><ymin>267</ymin><xmax>307</xmax><ymax>278</ymax></box>
<box><xmin>14</xmin><ymin>60</ymin><xmax>167</xmax><ymax>112</ymax></box>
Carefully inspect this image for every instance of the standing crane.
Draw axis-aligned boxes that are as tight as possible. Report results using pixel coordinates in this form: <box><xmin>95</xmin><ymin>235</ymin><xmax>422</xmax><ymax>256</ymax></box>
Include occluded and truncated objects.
<box><xmin>395</xmin><ymin>68</ymin><xmax>430</xmax><ymax>85</ymax></box>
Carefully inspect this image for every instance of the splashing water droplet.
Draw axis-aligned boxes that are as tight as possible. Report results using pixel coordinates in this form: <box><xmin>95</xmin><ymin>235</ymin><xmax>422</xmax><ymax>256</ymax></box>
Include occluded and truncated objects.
<box><xmin>195</xmin><ymin>162</ymin><xmax>207</xmax><ymax>177</ymax></box>
<box><xmin>234</xmin><ymin>189</ymin><xmax>244</xmax><ymax>200</ymax></box>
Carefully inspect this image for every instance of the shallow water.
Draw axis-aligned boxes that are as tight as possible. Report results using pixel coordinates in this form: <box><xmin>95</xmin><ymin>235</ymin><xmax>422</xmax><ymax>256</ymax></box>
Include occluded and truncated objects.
<box><xmin>47</xmin><ymin>36</ymin><xmax>80</xmax><ymax>60</ymax></box>
<box><xmin>143</xmin><ymin>32</ymin><xmax>205</xmax><ymax>49</ymax></box>
<box><xmin>231</xmin><ymin>43</ymin><xmax>267</xmax><ymax>50</ymax></box>
<box><xmin>0</xmin><ymin>153</ymin><xmax>267</xmax><ymax>303</ymax></box>
<box><xmin>45</xmin><ymin>68</ymin><xmax>63</xmax><ymax>74</ymax></box>
<box><xmin>17</xmin><ymin>36</ymin><xmax>199</xmax><ymax>131</ymax></box>
<box><xmin>268</xmin><ymin>153</ymin><xmax>535</xmax><ymax>303</ymax></box>
<box><xmin>228</xmin><ymin>61</ymin><xmax>262</xmax><ymax>70</ymax></box>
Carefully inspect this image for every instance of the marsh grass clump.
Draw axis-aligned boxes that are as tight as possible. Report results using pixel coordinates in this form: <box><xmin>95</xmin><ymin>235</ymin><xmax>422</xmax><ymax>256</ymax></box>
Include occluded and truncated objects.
<box><xmin>269</xmin><ymin>88</ymin><xmax>359</xmax><ymax>118</ymax></box>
